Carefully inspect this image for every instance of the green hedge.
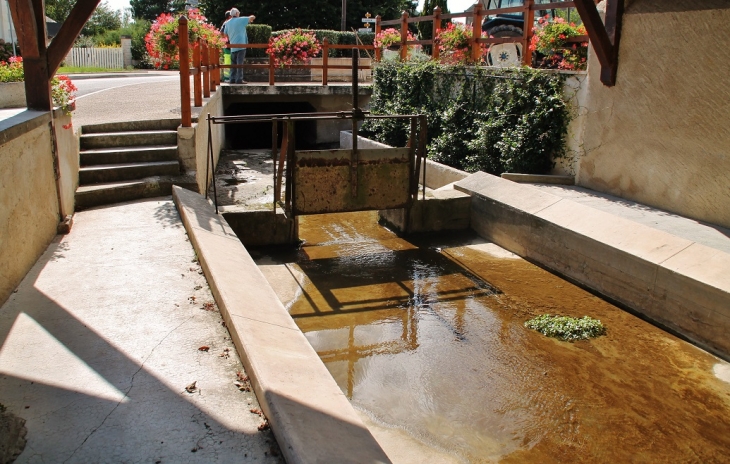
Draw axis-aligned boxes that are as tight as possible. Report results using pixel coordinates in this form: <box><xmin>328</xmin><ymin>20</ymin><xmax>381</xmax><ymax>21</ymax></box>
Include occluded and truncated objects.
<box><xmin>246</xmin><ymin>24</ymin><xmax>273</xmax><ymax>58</ymax></box>
<box><xmin>360</xmin><ymin>62</ymin><xmax>571</xmax><ymax>175</ymax></box>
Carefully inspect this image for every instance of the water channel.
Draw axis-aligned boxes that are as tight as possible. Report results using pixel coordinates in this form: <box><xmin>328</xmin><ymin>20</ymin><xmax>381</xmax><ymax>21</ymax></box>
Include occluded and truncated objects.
<box><xmin>252</xmin><ymin>211</ymin><xmax>730</xmax><ymax>462</ymax></box>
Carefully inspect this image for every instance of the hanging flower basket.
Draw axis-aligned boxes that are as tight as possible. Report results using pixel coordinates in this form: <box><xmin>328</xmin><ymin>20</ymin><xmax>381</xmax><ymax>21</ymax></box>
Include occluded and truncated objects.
<box><xmin>530</xmin><ymin>16</ymin><xmax>588</xmax><ymax>70</ymax></box>
<box><xmin>267</xmin><ymin>29</ymin><xmax>321</xmax><ymax>67</ymax></box>
<box><xmin>145</xmin><ymin>9</ymin><xmax>225</xmax><ymax>70</ymax></box>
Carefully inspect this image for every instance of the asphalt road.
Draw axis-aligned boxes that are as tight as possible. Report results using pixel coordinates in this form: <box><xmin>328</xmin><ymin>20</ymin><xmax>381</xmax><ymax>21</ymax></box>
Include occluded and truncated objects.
<box><xmin>73</xmin><ymin>73</ymin><xmax>179</xmax><ymax>98</ymax></box>
<box><xmin>70</xmin><ymin>72</ymin><xmax>190</xmax><ymax>128</ymax></box>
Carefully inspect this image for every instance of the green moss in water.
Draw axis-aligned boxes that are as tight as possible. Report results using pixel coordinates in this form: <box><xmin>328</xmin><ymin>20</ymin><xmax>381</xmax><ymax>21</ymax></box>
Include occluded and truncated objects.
<box><xmin>525</xmin><ymin>314</ymin><xmax>606</xmax><ymax>341</ymax></box>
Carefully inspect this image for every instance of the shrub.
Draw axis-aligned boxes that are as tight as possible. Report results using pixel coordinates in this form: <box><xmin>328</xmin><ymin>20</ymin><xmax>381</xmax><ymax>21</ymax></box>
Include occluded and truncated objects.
<box><xmin>266</xmin><ymin>29</ymin><xmax>321</xmax><ymax>67</ymax></box>
<box><xmin>0</xmin><ymin>39</ymin><xmax>20</xmax><ymax>62</ymax></box>
<box><xmin>530</xmin><ymin>16</ymin><xmax>588</xmax><ymax>71</ymax></box>
<box><xmin>360</xmin><ymin>61</ymin><xmax>570</xmax><ymax>175</ymax></box>
<box><xmin>524</xmin><ymin>314</ymin><xmax>606</xmax><ymax>341</ymax></box>
<box><xmin>246</xmin><ymin>24</ymin><xmax>272</xmax><ymax>58</ymax></box>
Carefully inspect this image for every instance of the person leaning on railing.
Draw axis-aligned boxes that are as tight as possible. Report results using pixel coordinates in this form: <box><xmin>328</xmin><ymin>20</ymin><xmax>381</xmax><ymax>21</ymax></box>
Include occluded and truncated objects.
<box><xmin>221</xmin><ymin>7</ymin><xmax>255</xmax><ymax>84</ymax></box>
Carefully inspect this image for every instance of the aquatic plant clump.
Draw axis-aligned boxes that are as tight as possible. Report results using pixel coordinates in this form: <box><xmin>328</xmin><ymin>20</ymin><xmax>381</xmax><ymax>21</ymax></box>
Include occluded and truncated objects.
<box><xmin>525</xmin><ymin>314</ymin><xmax>605</xmax><ymax>341</ymax></box>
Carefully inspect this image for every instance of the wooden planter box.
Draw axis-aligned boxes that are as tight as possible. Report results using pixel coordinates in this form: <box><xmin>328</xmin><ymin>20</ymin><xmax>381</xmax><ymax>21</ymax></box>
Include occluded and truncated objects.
<box><xmin>0</xmin><ymin>82</ymin><xmax>26</xmax><ymax>108</ymax></box>
<box><xmin>310</xmin><ymin>57</ymin><xmax>372</xmax><ymax>82</ymax></box>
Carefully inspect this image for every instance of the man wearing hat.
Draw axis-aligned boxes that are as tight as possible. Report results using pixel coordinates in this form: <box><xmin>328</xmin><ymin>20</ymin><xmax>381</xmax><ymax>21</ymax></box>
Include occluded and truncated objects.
<box><xmin>221</xmin><ymin>8</ymin><xmax>256</xmax><ymax>84</ymax></box>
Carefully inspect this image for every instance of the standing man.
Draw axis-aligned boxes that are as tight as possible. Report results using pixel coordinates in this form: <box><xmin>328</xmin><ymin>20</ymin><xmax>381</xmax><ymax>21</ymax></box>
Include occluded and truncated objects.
<box><xmin>221</xmin><ymin>8</ymin><xmax>255</xmax><ymax>84</ymax></box>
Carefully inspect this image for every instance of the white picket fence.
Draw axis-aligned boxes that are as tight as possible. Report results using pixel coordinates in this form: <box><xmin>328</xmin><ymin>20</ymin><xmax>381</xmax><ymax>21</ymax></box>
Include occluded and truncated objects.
<box><xmin>66</xmin><ymin>47</ymin><xmax>123</xmax><ymax>68</ymax></box>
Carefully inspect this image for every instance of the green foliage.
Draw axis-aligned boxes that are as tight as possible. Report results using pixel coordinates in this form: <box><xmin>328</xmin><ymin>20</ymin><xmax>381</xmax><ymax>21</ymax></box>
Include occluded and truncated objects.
<box><xmin>82</xmin><ymin>2</ymin><xmax>122</xmax><ymax>36</ymax></box>
<box><xmin>201</xmin><ymin>0</ymin><xmax>416</xmax><ymax>32</ymax></box>
<box><xmin>417</xmin><ymin>0</ymin><xmax>450</xmax><ymax>53</ymax></box>
<box><xmin>130</xmin><ymin>0</ymin><xmax>186</xmax><ymax>21</ymax></box>
<box><xmin>360</xmin><ymin>61</ymin><xmax>571</xmax><ymax>175</ymax></box>
<box><xmin>45</xmin><ymin>0</ymin><xmax>75</xmax><ymax>22</ymax></box>
<box><xmin>524</xmin><ymin>314</ymin><xmax>606</xmax><ymax>341</ymax></box>
<box><xmin>246</xmin><ymin>24</ymin><xmax>273</xmax><ymax>58</ymax></box>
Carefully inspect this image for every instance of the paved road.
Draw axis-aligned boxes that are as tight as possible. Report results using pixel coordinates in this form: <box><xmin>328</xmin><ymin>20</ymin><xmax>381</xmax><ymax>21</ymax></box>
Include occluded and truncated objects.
<box><xmin>70</xmin><ymin>73</ymin><xmax>192</xmax><ymax>128</ymax></box>
<box><xmin>73</xmin><ymin>73</ymin><xmax>179</xmax><ymax>98</ymax></box>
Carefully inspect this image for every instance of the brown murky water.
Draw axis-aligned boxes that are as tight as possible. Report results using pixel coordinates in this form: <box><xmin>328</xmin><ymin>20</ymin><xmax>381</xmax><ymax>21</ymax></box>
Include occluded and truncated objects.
<box><xmin>252</xmin><ymin>211</ymin><xmax>730</xmax><ymax>463</ymax></box>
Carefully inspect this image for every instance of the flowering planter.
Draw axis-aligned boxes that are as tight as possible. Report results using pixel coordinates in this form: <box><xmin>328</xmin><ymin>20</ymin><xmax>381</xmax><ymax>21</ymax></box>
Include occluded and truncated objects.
<box><xmin>310</xmin><ymin>58</ymin><xmax>372</xmax><ymax>82</ymax></box>
<box><xmin>0</xmin><ymin>82</ymin><xmax>26</xmax><ymax>108</ymax></box>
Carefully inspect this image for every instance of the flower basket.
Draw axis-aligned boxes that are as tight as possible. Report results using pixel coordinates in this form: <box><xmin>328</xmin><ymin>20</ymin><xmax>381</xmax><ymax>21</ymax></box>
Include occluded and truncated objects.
<box><xmin>530</xmin><ymin>16</ymin><xmax>588</xmax><ymax>70</ymax></box>
<box><xmin>0</xmin><ymin>57</ymin><xmax>76</xmax><ymax>113</ymax></box>
<box><xmin>145</xmin><ymin>9</ymin><xmax>225</xmax><ymax>70</ymax></box>
<box><xmin>436</xmin><ymin>23</ymin><xmax>485</xmax><ymax>65</ymax></box>
<box><xmin>374</xmin><ymin>28</ymin><xmax>418</xmax><ymax>60</ymax></box>
<box><xmin>267</xmin><ymin>29</ymin><xmax>321</xmax><ymax>67</ymax></box>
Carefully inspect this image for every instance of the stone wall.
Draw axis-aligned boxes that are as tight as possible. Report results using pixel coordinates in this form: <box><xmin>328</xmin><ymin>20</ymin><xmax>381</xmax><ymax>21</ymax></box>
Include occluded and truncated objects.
<box><xmin>573</xmin><ymin>0</ymin><xmax>730</xmax><ymax>228</ymax></box>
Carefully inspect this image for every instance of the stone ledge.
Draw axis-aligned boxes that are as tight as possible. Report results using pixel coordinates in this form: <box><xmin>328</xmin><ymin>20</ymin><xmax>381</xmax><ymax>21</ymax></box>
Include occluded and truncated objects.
<box><xmin>455</xmin><ymin>171</ymin><xmax>730</xmax><ymax>360</ymax></box>
<box><xmin>500</xmin><ymin>173</ymin><xmax>575</xmax><ymax>185</ymax></box>
<box><xmin>172</xmin><ymin>186</ymin><xmax>391</xmax><ymax>464</ymax></box>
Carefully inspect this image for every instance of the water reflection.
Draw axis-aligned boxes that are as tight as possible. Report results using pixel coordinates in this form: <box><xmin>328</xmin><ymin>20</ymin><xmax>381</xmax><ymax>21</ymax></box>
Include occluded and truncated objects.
<box><xmin>253</xmin><ymin>211</ymin><xmax>730</xmax><ymax>462</ymax></box>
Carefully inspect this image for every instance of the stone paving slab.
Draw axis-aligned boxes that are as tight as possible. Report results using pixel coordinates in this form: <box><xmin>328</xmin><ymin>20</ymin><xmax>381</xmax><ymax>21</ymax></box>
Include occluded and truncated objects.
<box><xmin>172</xmin><ymin>186</ymin><xmax>391</xmax><ymax>464</ymax></box>
<box><xmin>0</xmin><ymin>197</ymin><xmax>282</xmax><ymax>463</ymax></box>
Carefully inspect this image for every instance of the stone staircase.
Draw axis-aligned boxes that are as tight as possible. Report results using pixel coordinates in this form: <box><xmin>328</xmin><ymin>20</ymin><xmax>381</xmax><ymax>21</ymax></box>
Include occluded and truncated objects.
<box><xmin>75</xmin><ymin>119</ymin><xmax>187</xmax><ymax>210</ymax></box>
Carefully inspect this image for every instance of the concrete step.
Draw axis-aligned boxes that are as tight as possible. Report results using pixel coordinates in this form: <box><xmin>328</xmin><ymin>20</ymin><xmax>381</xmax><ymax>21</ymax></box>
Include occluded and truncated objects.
<box><xmin>80</xmin><ymin>130</ymin><xmax>178</xmax><ymax>150</ymax></box>
<box><xmin>81</xmin><ymin>118</ymin><xmax>181</xmax><ymax>134</ymax></box>
<box><xmin>75</xmin><ymin>179</ymin><xmax>172</xmax><ymax>210</ymax></box>
<box><xmin>79</xmin><ymin>161</ymin><xmax>180</xmax><ymax>184</ymax></box>
<box><xmin>80</xmin><ymin>145</ymin><xmax>178</xmax><ymax>166</ymax></box>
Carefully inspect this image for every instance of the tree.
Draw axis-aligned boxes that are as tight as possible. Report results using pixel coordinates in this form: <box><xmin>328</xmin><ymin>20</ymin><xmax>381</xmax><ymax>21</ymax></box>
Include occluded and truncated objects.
<box><xmin>130</xmin><ymin>0</ymin><xmax>187</xmax><ymax>22</ymax></box>
<box><xmin>46</xmin><ymin>0</ymin><xmax>76</xmax><ymax>22</ymax></box>
<box><xmin>82</xmin><ymin>2</ymin><xmax>122</xmax><ymax>36</ymax></box>
<box><xmin>199</xmin><ymin>0</ymin><xmax>416</xmax><ymax>32</ymax></box>
<box><xmin>417</xmin><ymin>0</ymin><xmax>450</xmax><ymax>44</ymax></box>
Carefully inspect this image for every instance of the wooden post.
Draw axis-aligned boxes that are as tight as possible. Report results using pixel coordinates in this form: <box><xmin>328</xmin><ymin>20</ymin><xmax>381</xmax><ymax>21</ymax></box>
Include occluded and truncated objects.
<box><xmin>179</xmin><ymin>16</ymin><xmax>191</xmax><ymax>127</ymax></box>
<box><xmin>193</xmin><ymin>38</ymin><xmax>202</xmax><ymax>107</ymax></box>
<box><xmin>400</xmin><ymin>11</ymin><xmax>409</xmax><ymax>61</ymax></box>
<box><xmin>269</xmin><ymin>52</ymin><xmax>275</xmax><ymax>85</ymax></box>
<box><xmin>202</xmin><ymin>41</ymin><xmax>211</xmax><ymax>98</ymax></box>
<box><xmin>374</xmin><ymin>15</ymin><xmax>382</xmax><ymax>61</ymax></box>
<box><xmin>209</xmin><ymin>46</ymin><xmax>217</xmax><ymax>92</ymax></box>
<box><xmin>471</xmin><ymin>2</ymin><xmax>483</xmax><ymax>63</ymax></box>
<box><xmin>522</xmin><ymin>0</ymin><xmax>535</xmax><ymax>66</ymax></box>
<box><xmin>432</xmin><ymin>6</ymin><xmax>441</xmax><ymax>61</ymax></box>
<box><xmin>322</xmin><ymin>38</ymin><xmax>329</xmax><ymax>86</ymax></box>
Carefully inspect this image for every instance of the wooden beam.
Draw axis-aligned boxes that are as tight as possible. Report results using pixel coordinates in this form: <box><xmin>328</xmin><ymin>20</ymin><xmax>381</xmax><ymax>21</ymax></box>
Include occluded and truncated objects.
<box><xmin>572</xmin><ymin>0</ymin><xmax>619</xmax><ymax>86</ymax></box>
<box><xmin>47</xmin><ymin>0</ymin><xmax>101</xmax><ymax>75</ymax></box>
<box><xmin>601</xmin><ymin>0</ymin><xmax>624</xmax><ymax>85</ymax></box>
<box><xmin>7</xmin><ymin>0</ymin><xmax>40</xmax><ymax>59</ymax></box>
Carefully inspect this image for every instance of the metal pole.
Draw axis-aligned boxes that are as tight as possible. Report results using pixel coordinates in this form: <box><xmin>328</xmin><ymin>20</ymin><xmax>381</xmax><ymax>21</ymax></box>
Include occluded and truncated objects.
<box><xmin>341</xmin><ymin>0</ymin><xmax>347</xmax><ymax>31</ymax></box>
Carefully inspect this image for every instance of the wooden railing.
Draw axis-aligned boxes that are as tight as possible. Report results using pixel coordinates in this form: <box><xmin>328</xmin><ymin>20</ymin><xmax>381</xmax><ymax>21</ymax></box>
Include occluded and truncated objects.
<box><xmin>375</xmin><ymin>0</ymin><xmax>590</xmax><ymax>66</ymax></box>
<box><xmin>179</xmin><ymin>14</ymin><xmax>375</xmax><ymax>127</ymax></box>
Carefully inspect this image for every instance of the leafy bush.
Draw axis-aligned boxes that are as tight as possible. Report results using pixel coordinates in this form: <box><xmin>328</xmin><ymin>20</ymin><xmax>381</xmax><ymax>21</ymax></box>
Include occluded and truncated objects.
<box><xmin>360</xmin><ymin>61</ymin><xmax>570</xmax><ymax>175</ymax></box>
<box><xmin>246</xmin><ymin>24</ymin><xmax>272</xmax><ymax>58</ymax></box>
<box><xmin>524</xmin><ymin>314</ymin><xmax>606</xmax><ymax>341</ymax></box>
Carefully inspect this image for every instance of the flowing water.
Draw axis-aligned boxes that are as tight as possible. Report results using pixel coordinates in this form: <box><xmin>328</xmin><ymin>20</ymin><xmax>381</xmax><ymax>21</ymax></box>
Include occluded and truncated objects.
<box><xmin>252</xmin><ymin>211</ymin><xmax>730</xmax><ymax>463</ymax></box>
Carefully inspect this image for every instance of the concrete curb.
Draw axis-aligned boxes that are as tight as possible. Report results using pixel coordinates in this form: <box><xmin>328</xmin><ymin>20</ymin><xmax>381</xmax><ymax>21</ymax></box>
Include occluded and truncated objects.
<box><xmin>172</xmin><ymin>186</ymin><xmax>391</xmax><ymax>464</ymax></box>
<box><xmin>65</xmin><ymin>71</ymin><xmax>177</xmax><ymax>80</ymax></box>
<box><xmin>456</xmin><ymin>171</ymin><xmax>730</xmax><ymax>361</ymax></box>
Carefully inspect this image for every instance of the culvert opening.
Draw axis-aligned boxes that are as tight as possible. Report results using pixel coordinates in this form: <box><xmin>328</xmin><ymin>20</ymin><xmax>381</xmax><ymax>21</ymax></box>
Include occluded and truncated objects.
<box><xmin>225</xmin><ymin>102</ymin><xmax>318</xmax><ymax>150</ymax></box>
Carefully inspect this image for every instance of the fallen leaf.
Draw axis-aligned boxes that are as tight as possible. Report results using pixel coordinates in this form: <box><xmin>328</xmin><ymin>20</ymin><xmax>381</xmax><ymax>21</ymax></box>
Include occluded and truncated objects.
<box><xmin>198</xmin><ymin>346</ymin><xmax>210</xmax><ymax>352</ymax></box>
<box><xmin>250</xmin><ymin>408</ymin><xmax>262</xmax><ymax>415</ymax></box>
<box><xmin>258</xmin><ymin>420</ymin><xmax>270</xmax><ymax>431</ymax></box>
<box><xmin>185</xmin><ymin>381</ymin><xmax>197</xmax><ymax>393</ymax></box>
<box><xmin>202</xmin><ymin>302</ymin><xmax>216</xmax><ymax>311</ymax></box>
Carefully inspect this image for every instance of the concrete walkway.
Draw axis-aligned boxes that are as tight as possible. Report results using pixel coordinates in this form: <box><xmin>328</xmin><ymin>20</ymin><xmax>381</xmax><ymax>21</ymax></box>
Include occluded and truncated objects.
<box><xmin>0</xmin><ymin>198</ymin><xmax>283</xmax><ymax>462</ymax></box>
